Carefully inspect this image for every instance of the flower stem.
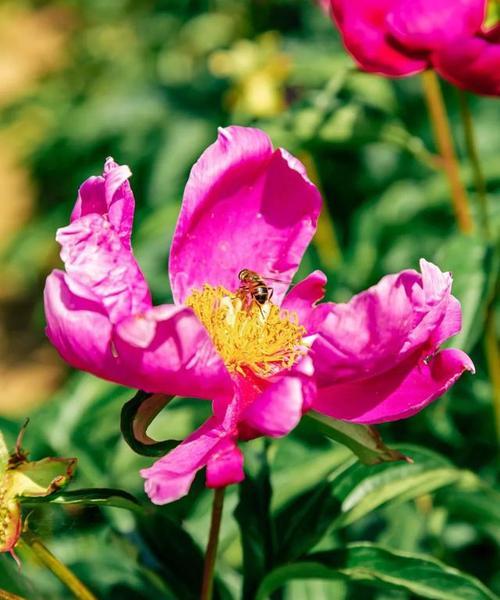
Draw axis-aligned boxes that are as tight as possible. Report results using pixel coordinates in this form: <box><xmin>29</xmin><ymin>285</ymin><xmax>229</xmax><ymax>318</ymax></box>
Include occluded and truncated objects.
<box><xmin>457</xmin><ymin>89</ymin><xmax>491</xmax><ymax>240</ymax></box>
<box><xmin>20</xmin><ymin>532</ymin><xmax>97</xmax><ymax>600</ymax></box>
<box><xmin>201</xmin><ymin>487</ymin><xmax>225</xmax><ymax>600</ymax></box>
<box><xmin>421</xmin><ymin>70</ymin><xmax>473</xmax><ymax>234</ymax></box>
<box><xmin>0</xmin><ymin>590</ymin><xmax>28</xmax><ymax>600</ymax></box>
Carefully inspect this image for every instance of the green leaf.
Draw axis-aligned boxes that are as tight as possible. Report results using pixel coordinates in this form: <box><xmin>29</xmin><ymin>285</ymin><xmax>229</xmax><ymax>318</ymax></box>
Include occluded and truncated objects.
<box><xmin>255</xmin><ymin>543</ymin><xmax>497</xmax><ymax>600</ymax></box>
<box><xmin>23</xmin><ymin>487</ymin><xmax>142</xmax><ymax>512</ymax></box>
<box><xmin>234</xmin><ymin>441</ymin><xmax>276</xmax><ymax>600</ymax></box>
<box><xmin>305</xmin><ymin>412</ymin><xmax>410</xmax><ymax>465</ymax></box>
<box><xmin>270</xmin><ymin>438</ymin><xmax>350</xmax><ymax>510</ymax></box>
<box><xmin>138</xmin><ymin>510</ymin><xmax>229</xmax><ymax>600</ymax></box>
<box><xmin>486</xmin><ymin>0</ymin><xmax>500</xmax><ymax>28</ymax></box>
<box><xmin>120</xmin><ymin>390</ymin><xmax>180</xmax><ymax>456</ymax></box>
<box><xmin>437</xmin><ymin>485</ymin><xmax>500</xmax><ymax>536</ymax></box>
<box><xmin>435</xmin><ymin>234</ymin><xmax>499</xmax><ymax>352</ymax></box>
<box><xmin>330</xmin><ymin>445</ymin><xmax>466</xmax><ymax>529</ymax></box>
<box><xmin>272</xmin><ymin>446</ymin><xmax>464</xmax><ymax>559</ymax></box>
<box><xmin>274</xmin><ymin>481</ymin><xmax>341</xmax><ymax>563</ymax></box>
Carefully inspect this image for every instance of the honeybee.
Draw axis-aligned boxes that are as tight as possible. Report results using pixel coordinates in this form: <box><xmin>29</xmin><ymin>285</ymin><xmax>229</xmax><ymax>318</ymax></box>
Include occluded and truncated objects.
<box><xmin>237</xmin><ymin>268</ymin><xmax>274</xmax><ymax>309</ymax></box>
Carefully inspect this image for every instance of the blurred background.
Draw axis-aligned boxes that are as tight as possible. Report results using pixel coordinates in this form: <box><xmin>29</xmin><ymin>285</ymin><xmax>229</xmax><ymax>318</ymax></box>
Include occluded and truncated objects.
<box><xmin>0</xmin><ymin>1</ymin><xmax>498</xmax><ymax>598</ymax></box>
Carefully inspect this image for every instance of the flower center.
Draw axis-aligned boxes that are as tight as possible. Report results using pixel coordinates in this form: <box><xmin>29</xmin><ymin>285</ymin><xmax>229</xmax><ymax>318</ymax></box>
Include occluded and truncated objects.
<box><xmin>186</xmin><ymin>284</ymin><xmax>306</xmax><ymax>377</ymax></box>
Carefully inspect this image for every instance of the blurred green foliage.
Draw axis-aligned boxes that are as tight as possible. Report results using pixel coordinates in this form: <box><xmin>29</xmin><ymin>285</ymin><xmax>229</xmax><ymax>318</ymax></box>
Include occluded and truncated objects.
<box><xmin>0</xmin><ymin>0</ymin><xmax>498</xmax><ymax>599</ymax></box>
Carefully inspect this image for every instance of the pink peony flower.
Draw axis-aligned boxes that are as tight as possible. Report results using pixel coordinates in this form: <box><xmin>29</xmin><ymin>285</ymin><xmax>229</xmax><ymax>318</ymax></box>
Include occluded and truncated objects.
<box><xmin>433</xmin><ymin>22</ymin><xmax>500</xmax><ymax>96</ymax></box>
<box><xmin>327</xmin><ymin>0</ymin><xmax>500</xmax><ymax>96</ymax></box>
<box><xmin>44</xmin><ymin>126</ymin><xmax>473</xmax><ymax>504</ymax></box>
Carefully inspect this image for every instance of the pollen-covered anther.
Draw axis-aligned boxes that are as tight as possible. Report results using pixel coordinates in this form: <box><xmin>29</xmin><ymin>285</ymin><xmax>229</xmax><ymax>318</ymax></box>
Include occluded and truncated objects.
<box><xmin>186</xmin><ymin>284</ymin><xmax>306</xmax><ymax>377</ymax></box>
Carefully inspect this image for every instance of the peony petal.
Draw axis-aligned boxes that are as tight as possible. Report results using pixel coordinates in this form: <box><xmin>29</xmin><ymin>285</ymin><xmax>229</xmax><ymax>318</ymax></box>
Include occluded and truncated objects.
<box><xmin>141</xmin><ymin>417</ymin><xmax>226</xmax><ymax>505</ymax></box>
<box><xmin>312</xmin><ymin>348</ymin><xmax>474</xmax><ymax>424</ymax></box>
<box><xmin>56</xmin><ymin>213</ymin><xmax>151</xmax><ymax>323</ymax></box>
<box><xmin>45</xmin><ymin>271</ymin><xmax>232</xmax><ymax>400</ymax></box>
<box><xmin>312</xmin><ymin>270</ymin><xmax>418</xmax><ymax>384</ymax></box>
<box><xmin>330</xmin><ymin>0</ymin><xmax>428</xmax><ymax>76</ymax></box>
<box><xmin>206</xmin><ymin>438</ymin><xmax>244</xmax><ymax>488</ymax></box>
<box><xmin>71</xmin><ymin>176</ymin><xmax>107</xmax><ymax>222</ymax></box>
<box><xmin>44</xmin><ymin>270</ymin><xmax>127</xmax><ymax>382</ymax></box>
<box><xmin>431</xmin><ymin>295</ymin><xmax>462</xmax><ymax>346</ymax></box>
<box><xmin>241</xmin><ymin>356</ymin><xmax>316</xmax><ymax>437</ymax></box>
<box><xmin>387</xmin><ymin>0</ymin><xmax>486</xmax><ymax>52</ymax></box>
<box><xmin>311</xmin><ymin>261</ymin><xmax>458</xmax><ymax>386</ymax></box>
<box><xmin>169</xmin><ymin>126</ymin><xmax>322</xmax><ymax>305</ymax></box>
<box><xmin>114</xmin><ymin>305</ymin><xmax>233</xmax><ymax>400</ymax></box>
<box><xmin>433</xmin><ymin>34</ymin><xmax>500</xmax><ymax>97</ymax></box>
<box><xmin>71</xmin><ymin>158</ymin><xmax>135</xmax><ymax>248</ymax></box>
<box><xmin>281</xmin><ymin>270</ymin><xmax>327</xmax><ymax>333</ymax></box>
<box><xmin>400</xmin><ymin>258</ymin><xmax>454</xmax><ymax>353</ymax></box>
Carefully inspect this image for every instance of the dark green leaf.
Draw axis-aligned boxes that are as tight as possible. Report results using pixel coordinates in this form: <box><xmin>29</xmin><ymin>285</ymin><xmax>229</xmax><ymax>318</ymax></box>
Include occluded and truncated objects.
<box><xmin>274</xmin><ymin>481</ymin><xmax>341</xmax><ymax>563</ymax></box>
<box><xmin>23</xmin><ymin>487</ymin><xmax>142</xmax><ymax>512</ymax></box>
<box><xmin>120</xmin><ymin>391</ymin><xmax>180</xmax><ymax>456</ymax></box>
<box><xmin>255</xmin><ymin>543</ymin><xmax>497</xmax><ymax>600</ymax></box>
<box><xmin>234</xmin><ymin>441</ymin><xmax>276</xmax><ymax>600</ymax></box>
<box><xmin>272</xmin><ymin>446</ymin><xmax>465</xmax><ymax>559</ymax></box>
<box><xmin>138</xmin><ymin>510</ymin><xmax>229</xmax><ymax>600</ymax></box>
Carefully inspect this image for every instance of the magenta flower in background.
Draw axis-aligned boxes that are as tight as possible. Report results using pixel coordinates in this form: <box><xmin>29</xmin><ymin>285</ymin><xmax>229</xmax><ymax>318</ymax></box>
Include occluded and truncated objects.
<box><xmin>327</xmin><ymin>0</ymin><xmax>500</xmax><ymax>96</ymax></box>
<box><xmin>44</xmin><ymin>126</ymin><xmax>473</xmax><ymax>504</ymax></box>
<box><xmin>433</xmin><ymin>22</ymin><xmax>500</xmax><ymax>96</ymax></box>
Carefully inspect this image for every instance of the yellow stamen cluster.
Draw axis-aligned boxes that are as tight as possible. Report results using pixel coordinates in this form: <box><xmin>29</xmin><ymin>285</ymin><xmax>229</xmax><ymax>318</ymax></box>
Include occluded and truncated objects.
<box><xmin>186</xmin><ymin>284</ymin><xmax>306</xmax><ymax>378</ymax></box>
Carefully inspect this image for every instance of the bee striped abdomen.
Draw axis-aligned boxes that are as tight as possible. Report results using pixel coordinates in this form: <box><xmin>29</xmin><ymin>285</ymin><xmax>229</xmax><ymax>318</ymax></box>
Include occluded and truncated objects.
<box><xmin>237</xmin><ymin>268</ymin><xmax>273</xmax><ymax>310</ymax></box>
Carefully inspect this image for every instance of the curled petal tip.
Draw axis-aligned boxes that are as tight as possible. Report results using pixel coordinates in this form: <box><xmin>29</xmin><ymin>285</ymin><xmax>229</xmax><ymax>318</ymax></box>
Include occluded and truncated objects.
<box><xmin>462</xmin><ymin>354</ymin><xmax>476</xmax><ymax>375</ymax></box>
<box><xmin>217</xmin><ymin>126</ymin><xmax>233</xmax><ymax>142</ymax></box>
<box><xmin>104</xmin><ymin>156</ymin><xmax>116</xmax><ymax>170</ymax></box>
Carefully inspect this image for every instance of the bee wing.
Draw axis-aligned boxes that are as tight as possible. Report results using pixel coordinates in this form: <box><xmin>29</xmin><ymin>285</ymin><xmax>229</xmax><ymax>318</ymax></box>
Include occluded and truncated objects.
<box><xmin>262</xmin><ymin>274</ymin><xmax>296</xmax><ymax>289</ymax></box>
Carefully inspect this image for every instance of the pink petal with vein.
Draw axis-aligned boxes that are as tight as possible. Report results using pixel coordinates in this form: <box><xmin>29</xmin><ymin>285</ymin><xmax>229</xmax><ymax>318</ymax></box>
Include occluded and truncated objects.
<box><xmin>44</xmin><ymin>270</ymin><xmax>125</xmax><ymax>382</ymax></box>
<box><xmin>141</xmin><ymin>418</ymin><xmax>226</xmax><ymax>504</ymax></box>
<box><xmin>313</xmin><ymin>348</ymin><xmax>474</xmax><ymax>424</ymax></box>
<box><xmin>281</xmin><ymin>270</ymin><xmax>327</xmax><ymax>333</ymax></box>
<box><xmin>114</xmin><ymin>306</ymin><xmax>232</xmax><ymax>400</ymax></box>
<box><xmin>312</xmin><ymin>260</ymin><xmax>459</xmax><ymax>387</ymax></box>
<box><xmin>57</xmin><ymin>213</ymin><xmax>151</xmax><ymax>323</ymax></box>
<box><xmin>71</xmin><ymin>157</ymin><xmax>135</xmax><ymax>248</ymax></box>
<box><xmin>169</xmin><ymin>126</ymin><xmax>322</xmax><ymax>305</ymax></box>
<box><xmin>45</xmin><ymin>270</ymin><xmax>231</xmax><ymax>400</ymax></box>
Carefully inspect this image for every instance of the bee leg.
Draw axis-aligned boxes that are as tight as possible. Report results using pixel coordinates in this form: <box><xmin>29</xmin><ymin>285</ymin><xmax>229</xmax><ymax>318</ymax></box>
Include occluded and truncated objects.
<box><xmin>268</xmin><ymin>287</ymin><xmax>274</xmax><ymax>301</ymax></box>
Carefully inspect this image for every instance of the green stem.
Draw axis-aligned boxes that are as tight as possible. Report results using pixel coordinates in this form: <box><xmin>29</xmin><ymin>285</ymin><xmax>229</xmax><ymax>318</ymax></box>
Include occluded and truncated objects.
<box><xmin>20</xmin><ymin>532</ymin><xmax>97</xmax><ymax>600</ymax></box>
<box><xmin>201</xmin><ymin>487</ymin><xmax>226</xmax><ymax>600</ymax></box>
<box><xmin>421</xmin><ymin>70</ymin><xmax>474</xmax><ymax>234</ymax></box>
<box><xmin>0</xmin><ymin>590</ymin><xmax>28</xmax><ymax>600</ymax></box>
<box><xmin>457</xmin><ymin>89</ymin><xmax>491</xmax><ymax>239</ymax></box>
